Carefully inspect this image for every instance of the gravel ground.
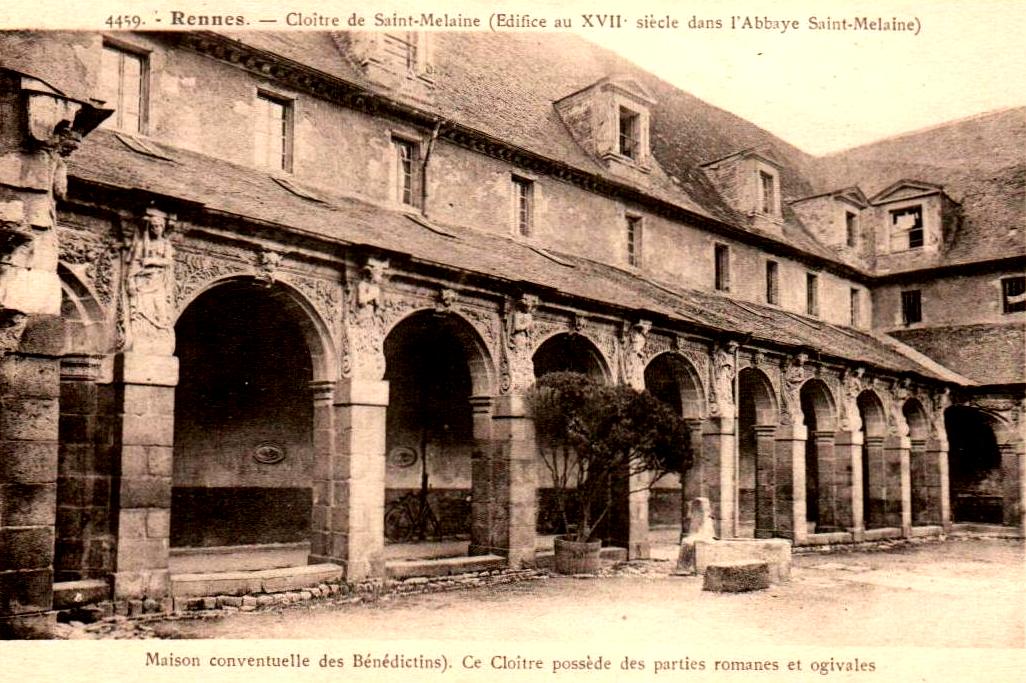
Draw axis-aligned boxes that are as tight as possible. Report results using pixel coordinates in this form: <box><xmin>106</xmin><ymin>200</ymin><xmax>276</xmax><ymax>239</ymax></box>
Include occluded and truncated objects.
<box><xmin>72</xmin><ymin>537</ymin><xmax>1023</xmax><ymax>648</ymax></box>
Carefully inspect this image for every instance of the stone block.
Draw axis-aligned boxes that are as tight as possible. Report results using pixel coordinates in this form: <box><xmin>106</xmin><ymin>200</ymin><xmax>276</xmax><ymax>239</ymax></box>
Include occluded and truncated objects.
<box><xmin>147</xmin><ymin>446</ymin><xmax>173</xmax><ymax>476</ymax></box>
<box><xmin>0</xmin><ymin>440</ymin><xmax>58</xmax><ymax>483</ymax></box>
<box><xmin>1</xmin><ymin>482</ymin><xmax>55</xmax><ymax>526</ymax></box>
<box><xmin>0</xmin><ymin>527</ymin><xmax>55</xmax><ymax>571</ymax></box>
<box><xmin>119</xmin><ymin>477</ymin><xmax>171</xmax><ymax>509</ymax></box>
<box><xmin>146</xmin><ymin>509</ymin><xmax>170</xmax><ymax>538</ymax></box>
<box><xmin>0</xmin><ymin>611</ymin><xmax>56</xmax><ymax>639</ymax></box>
<box><xmin>695</xmin><ymin>538</ymin><xmax>791</xmax><ymax>583</ymax></box>
<box><xmin>115</xmin><ymin>353</ymin><xmax>179</xmax><ymax>387</ymax></box>
<box><xmin>52</xmin><ymin>579</ymin><xmax>110</xmax><ymax>609</ymax></box>
<box><xmin>115</xmin><ymin>538</ymin><xmax>168</xmax><ymax>571</ymax></box>
<box><xmin>0</xmin><ymin>567</ymin><xmax>53</xmax><ymax>616</ymax></box>
<box><xmin>118</xmin><ymin>509</ymin><xmax>148</xmax><ymax>539</ymax></box>
<box><xmin>703</xmin><ymin>561</ymin><xmax>770</xmax><ymax>593</ymax></box>
<box><xmin>0</xmin><ymin>397</ymin><xmax>58</xmax><ymax>441</ymax></box>
<box><xmin>121</xmin><ymin>414</ymin><xmax>174</xmax><ymax>447</ymax></box>
<box><xmin>1</xmin><ymin>355</ymin><xmax>59</xmax><ymax>398</ymax></box>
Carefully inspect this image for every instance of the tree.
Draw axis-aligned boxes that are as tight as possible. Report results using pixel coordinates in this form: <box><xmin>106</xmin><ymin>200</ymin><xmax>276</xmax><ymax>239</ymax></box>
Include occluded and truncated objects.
<box><xmin>527</xmin><ymin>371</ymin><xmax>693</xmax><ymax>543</ymax></box>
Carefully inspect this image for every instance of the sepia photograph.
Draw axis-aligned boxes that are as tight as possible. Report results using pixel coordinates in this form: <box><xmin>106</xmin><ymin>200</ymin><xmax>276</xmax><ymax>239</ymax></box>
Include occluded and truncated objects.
<box><xmin>0</xmin><ymin>0</ymin><xmax>1023</xmax><ymax>679</ymax></box>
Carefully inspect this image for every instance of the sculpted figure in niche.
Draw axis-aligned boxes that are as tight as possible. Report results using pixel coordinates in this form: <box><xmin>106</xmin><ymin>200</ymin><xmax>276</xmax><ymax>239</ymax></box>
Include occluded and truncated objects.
<box><xmin>780</xmin><ymin>354</ymin><xmax>807</xmax><ymax>425</ymax></box>
<box><xmin>839</xmin><ymin>367</ymin><xmax>864</xmax><ymax>431</ymax></box>
<box><xmin>123</xmin><ymin>208</ymin><xmax>175</xmax><ymax>355</ymax></box>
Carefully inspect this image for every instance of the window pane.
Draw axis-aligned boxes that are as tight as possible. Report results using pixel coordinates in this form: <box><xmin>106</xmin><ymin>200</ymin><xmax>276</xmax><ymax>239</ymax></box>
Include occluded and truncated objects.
<box><xmin>98</xmin><ymin>48</ymin><xmax>120</xmax><ymax>127</ymax></box>
<box><xmin>121</xmin><ymin>53</ymin><xmax>142</xmax><ymax>132</ymax></box>
<box><xmin>1003</xmin><ymin>277</ymin><xmax>1026</xmax><ymax>313</ymax></box>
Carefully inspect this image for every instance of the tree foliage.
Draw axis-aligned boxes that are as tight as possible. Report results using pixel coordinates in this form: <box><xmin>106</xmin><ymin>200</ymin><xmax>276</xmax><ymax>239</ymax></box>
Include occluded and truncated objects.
<box><xmin>526</xmin><ymin>371</ymin><xmax>693</xmax><ymax>543</ymax></box>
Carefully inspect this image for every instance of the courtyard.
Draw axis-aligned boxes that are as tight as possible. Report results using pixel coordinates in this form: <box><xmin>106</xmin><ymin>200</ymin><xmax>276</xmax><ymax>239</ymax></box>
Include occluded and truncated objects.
<box><xmin>104</xmin><ymin>538</ymin><xmax>1022</xmax><ymax>648</ymax></box>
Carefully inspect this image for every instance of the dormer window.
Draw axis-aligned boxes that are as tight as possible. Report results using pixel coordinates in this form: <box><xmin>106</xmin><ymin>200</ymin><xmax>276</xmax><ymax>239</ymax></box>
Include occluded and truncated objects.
<box><xmin>892</xmin><ymin>206</ymin><xmax>924</xmax><ymax>249</ymax></box>
<box><xmin>759</xmin><ymin>171</ymin><xmax>776</xmax><ymax>215</ymax></box>
<box><xmin>845</xmin><ymin>211</ymin><xmax>858</xmax><ymax>247</ymax></box>
<box><xmin>619</xmin><ymin>107</ymin><xmax>641</xmax><ymax>160</ymax></box>
<box><xmin>384</xmin><ymin>32</ymin><xmax>419</xmax><ymax>73</ymax></box>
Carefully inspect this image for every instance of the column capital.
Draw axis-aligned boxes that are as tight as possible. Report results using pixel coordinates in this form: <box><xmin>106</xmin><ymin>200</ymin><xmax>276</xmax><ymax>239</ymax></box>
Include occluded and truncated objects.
<box><xmin>60</xmin><ymin>353</ymin><xmax>103</xmax><ymax>382</ymax></box>
<box><xmin>775</xmin><ymin>423</ymin><xmax>807</xmax><ymax>441</ymax></box>
<box><xmin>308</xmin><ymin>379</ymin><xmax>336</xmax><ymax>404</ymax></box>
<box><xmin>492</xmin><ymin>393</ymin><xmax>530</xmax><ymax>419</ymax></box>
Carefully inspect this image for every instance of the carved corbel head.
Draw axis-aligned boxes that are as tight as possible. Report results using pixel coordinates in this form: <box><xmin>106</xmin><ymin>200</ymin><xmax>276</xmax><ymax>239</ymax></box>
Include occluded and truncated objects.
<box><xmin>436</xmin><ymin>287</ymin><xmax>458</xmax><ymax>312</ymax></box>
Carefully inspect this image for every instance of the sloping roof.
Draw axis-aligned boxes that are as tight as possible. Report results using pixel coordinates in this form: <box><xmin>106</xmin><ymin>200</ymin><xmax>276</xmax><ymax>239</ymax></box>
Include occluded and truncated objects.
<box><xmin>887</xmin><ymin>323</ymin><xmax>1026</xmax><ymax>386</ymax></box>
<box><xmin>66</xmin><ymin>128</ymin><xmax>959</xmax><ymax>383</ymax></box>
<box><xmin>810</xmin><ymin>107</ymin><xmax>1026</xmax><ymax>270</ymax></box>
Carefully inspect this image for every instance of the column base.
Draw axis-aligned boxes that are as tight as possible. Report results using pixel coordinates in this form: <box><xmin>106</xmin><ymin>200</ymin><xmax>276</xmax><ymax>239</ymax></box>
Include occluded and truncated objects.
<box><xmin>308</xmin><ymin>555</ymin><xmax>384</xmax><ymax>582</ymax></box>
<box><xmin>0</xmin><ymin>611</ymin><xmax>55</xmax><ymax>639</ymax></box>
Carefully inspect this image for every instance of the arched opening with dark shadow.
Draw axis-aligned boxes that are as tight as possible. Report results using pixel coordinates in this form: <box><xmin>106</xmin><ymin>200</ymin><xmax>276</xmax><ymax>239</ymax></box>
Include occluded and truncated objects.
<box><xmin>644</xmin><ymin>353</ymin><xmax>704</xmax><ymax>535</ymax></box>
<box><xmin>946</xmin><ymin>406</ymin><xmax>1003</xmax><ymax>524</ymax></box>
<box><xmin>531</xmin><ymin>332</ymin><xmax>611</xmax><ymax>542</ymax></box>
<box><xmin>737</xmin><ymin>367</ymin><xmax>778</xmax><ymax>538</ymax></box>
<box><xmin>858</xmin><ymin>391</ymin><xmax>887</xmax><ymax>529</ymax></box>
<box><xmin>172</xmin><ymin>281</ymin><xmax>317</xmax><ymax>569</ymax></box>
<box><xmin>904</xmin><ymin>398</ymin><xmax>932</xmax><ymax>525</ymax></box>
<box><xmin>532</xmin><ymin>333</ymin><xmax>608</xmax><ymax>380</ymax></box>
<box><xmin>383</xmin><ymin>310</ymin><xmax>492</xmax><ymax>558</ymax></box>
<box><xmin>800</xmin><ymin>379</ymin><xmax>836</xmax><ymax>533</ymax></box>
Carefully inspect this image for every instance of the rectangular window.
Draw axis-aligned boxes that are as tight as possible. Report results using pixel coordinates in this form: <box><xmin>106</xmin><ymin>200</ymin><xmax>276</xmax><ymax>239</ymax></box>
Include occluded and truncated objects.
<box><xmin>383</xmin><ymin>32</ymin><xmax>419</xmax><ymax>72</ymax></box>
<box><xmin>891</xmin><ymin>206</ymin><xmax>924</xmax><ymax>249</ymax></box>
<box><xmin>765</xmin><ymin>260</ymin><xmax>779</xmax><ymax>305</ymax></box>
<box><xmin>626</xmin><ymin>215</ymin><xmax>642</xmax><ymax>267</ymax></box>
<box><xmin>1002</xmin><ymin>276</ymin><xmax>1026</xmax><ymax>313</ymax></box>
<box><xmin>619</xmin><ymin>107</ymin><xmax>640</xmax><ymax>160</ymax></box>
<box><xmin>845</xmin><ymin>211</ymin><xmax>858</xmax><ymax>247</ymax></box>
<box><xmin>850</xmin><ymin>288</ymin><xmax>861</xmax><ymax>326</ymax></box>
<box><xmin>254</xmin><ymin>92</ymin><xmax>292</xmax><ymax>172</ymax></box>
<box><xmin>901</xmin><ymin>290</ymin><xmax>922</xmax><ymax>325</ymax></box>
<box><xmin>714</xmin><ymin>244</ymin><xmax>730</xmax><ymax>291</ymax></box>
<box><xmin>512</xmin><ymin>176</ymin><xmax>533</xmax><ymax>237</ymax></box>
<box><xmin>99</xmin><ymin>43</ymin><xmax>146</xmax><ymax>133</ymax></box>
<box><xmin>806</xmin><ymin>272</ymin><xmax>819</xmax><ymax>316</ymax></box>
<box><xmin>392</xmin><ymin>137</ymin><xmax>420</xmax><ymax>208</ymax></box>
<box><xmin>759</xmin><ymin>171</ymin><xmax>776</xmax><ymax>215</ymax></box>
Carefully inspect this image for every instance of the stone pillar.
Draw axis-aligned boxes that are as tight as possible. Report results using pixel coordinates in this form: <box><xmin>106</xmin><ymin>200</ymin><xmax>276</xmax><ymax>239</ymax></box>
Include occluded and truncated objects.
<box><xmin>833</xmin><ymin>430</ymin><xmax>864</xmax><ymax>540</ymax></box>
<box><xmin>812</xmin><ymin>430</ymin><xmax>840</xmax><ymax>532</ymax></box>
<box><xmin>864</xmin><ymin>435</ymin><xmax>886</xmax><ymax>529</ymax></box>
<box><xmin>109</xmin><ymin>352</ymin><xmax>177</xmax><ymax>601</ymax></box>
<box><xmin>909</xmin><ymin>438</ymin><xmax>928</xmax><ymax>526</ymax></box>
<box><xmin>307</xmin><ymin>380</ymin><xmax>335</xmax><ymax>565</ymax></box>
<box><xmin>468</xmin><ymin>395</ymin><xmax>494</xmax><ymax>556</ymax></box>
<box><xmin>884</xmin><ymin>435</ymin><xmax>912</xmax><ymax>535</ymax></box>
<box><xmin>753</xmin><ymin>425</ymin><xmax>778</xmax><ymax>539</ymax></box>
<box><xmin>313</xmin><ymin>379</ymin><xmax>387</xmax><ymax>579</ymax></box>
<box><xmin>773</xmin><ymin>424</ymin><xmax>808</xmax><ymax>545</ymax></box>
<box><xmin>681</xmin><ymin>418</ymin><xmax>707</xmax><ymax>515</ymax></box>
<box><xmin>55</xmin><ymin>354</ymin><xmax>114</xmax><ymax>581</ymax></box>
<box><xmin>473</xmin><ymin>394</ymin><xmax>536</xmax><ymax>567</ymax></box>
<box><xmin>626</xmin><ymin>470</ymin><xmax>651</xmax><ymax>559</ymax></box>
<box><xmin>0</xmin><ymin>327</ymin><xmax>62</xmax><ymax>638</ymax></box>
<box><xmin>999</xmin><ymin>440</ymin><xmax>1025</xmax><ymax>533</ymax></box>
<box><xmin>701</xmin><ymin>416</ymin><xmax>735</xmax><ymax>538</ymax></box>
<box><xmin>917</xmin><ymin>436</ymin><xmax>949</xmax><ymax>527</ymax></box>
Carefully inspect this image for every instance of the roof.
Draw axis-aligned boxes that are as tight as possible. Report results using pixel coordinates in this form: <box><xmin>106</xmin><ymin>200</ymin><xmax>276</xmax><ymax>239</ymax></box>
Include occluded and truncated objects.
<box><xmin>66</xmin><ymin>128</ymin><xmax>961</xmax><ymax>383</ymax></box>
<box><xmin>887</xmin><ymin>323</ymin><xmax>1026</xmax><ymax>386</ymax></box>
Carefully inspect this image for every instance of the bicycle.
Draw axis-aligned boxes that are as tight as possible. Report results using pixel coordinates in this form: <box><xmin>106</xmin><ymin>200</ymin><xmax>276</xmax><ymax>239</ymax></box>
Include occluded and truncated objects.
<box><xmin>384</xmin><ymin>491</ymin><xmax>442</xmax><ymax>543</ymax></box>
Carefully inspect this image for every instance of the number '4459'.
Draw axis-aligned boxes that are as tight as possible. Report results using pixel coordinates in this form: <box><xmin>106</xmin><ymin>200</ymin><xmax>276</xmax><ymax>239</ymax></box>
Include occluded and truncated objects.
<box><xmin>105</xmin><ymin>15</ymin><xmax>142</xmax><ymax>29</ymax></box>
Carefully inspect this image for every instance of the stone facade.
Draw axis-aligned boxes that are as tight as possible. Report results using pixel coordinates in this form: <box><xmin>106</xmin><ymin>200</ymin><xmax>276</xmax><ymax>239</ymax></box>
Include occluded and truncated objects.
<box><xmin>0</xmin><ymin>30</ymin><xmax>1023</xmax><ymax>637</ymax></box>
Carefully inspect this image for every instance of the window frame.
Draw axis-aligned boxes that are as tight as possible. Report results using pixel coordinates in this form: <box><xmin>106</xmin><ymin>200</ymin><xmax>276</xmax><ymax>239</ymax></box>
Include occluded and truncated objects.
<box><xmin>758</xmin><ymin>170</ymin><xmax>776</xmax><ymax>215</ymax></box>
<box><xmin>1001</xmin><ymin>276</ymin><xmax>1026</xmax><ymax>314</ymax></box>
<box><xmin>806</xmin><ymin>272</ymin><xmax>819</xmax><ymax>317</ymax></box>
<box><xmin>99</xmin><ymin>40</ymin><xmax>149</xmax><ymax>134</ymax></box>
<box><xmin>891</xmin><ymin>205</ymin><xmax>924</xmax><ymax>250</ymax></box>
<box><xmin>391</xmin><ymin>135</ymin><xmax>421</xmax><ymax>209</ymax></box>
<box><xmin>850</xmin><ymin>288</ymin><xmax>861</xmax><ymax>327</ymax></box>
<box><xmin>618</xmin><ymin>106</ymin><xmax>641</xmax><ymax>160</ymax></box>
<box><xmin>254</xmin><ymin>90</ymin><xmax>294</xmax><ymax>173</ymax></box>
<box><xmin>625</xmin><ymin>214</ymin><xmax>643</xmax><ymax>268</ymax></box>
<box><xmin>511</xmin><ymin>175</ymin><xmax>534</xmax><ymax>238</ymax></box>
<box><xmin>901</xmin><ymin>289</ymin><xmax>923</xmax><ymax>326</ymax></box>
<box><xmin>765</xmin><ymin>260</ymin><xmax>779</xmax><ymax>305</ymax></box>
<box><xmin>714</xmin><ymin>243</ymin><xmax>731</xmax><ymax>292</ymax></box>
<box><xmin>845</xmin><ymin>211</ymin><xmax>858</xmax><ymax>248</ymax></box>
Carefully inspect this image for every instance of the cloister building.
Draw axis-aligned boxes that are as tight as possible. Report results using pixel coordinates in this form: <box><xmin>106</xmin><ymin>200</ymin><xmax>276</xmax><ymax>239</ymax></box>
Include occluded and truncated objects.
<box><xmin>0</xmin><ymin>30</ymin><xmax>1023</xmax><ymax>637</ymax></box>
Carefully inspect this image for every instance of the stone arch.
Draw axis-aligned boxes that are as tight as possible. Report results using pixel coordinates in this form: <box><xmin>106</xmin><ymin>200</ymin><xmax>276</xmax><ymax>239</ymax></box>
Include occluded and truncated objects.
<box><xmin>532</xmin><ymin>331</ymin><xmax>611</xmax><ymax>381</ymax></box>
<box><xmin>945</xmin><ymin>405</ymin><xmax>1004</xmax><ymax>525</ymax></box>
<box><xmin>858</xmin><ymin>389</ymin><xmax>888</xmax><ymax>529</ymax></box>
<box><xmin>178</xmin><ymin>275</ymin><xmax>337</xmax><ymax>382</ymax></box>
<box><xmin>800</xmin><ymin>378</ymin><xmax>837</xmax><ymax>530</ymax></box>
<box><xmin>381</xmin><ymin>309</ymin><xmax>497</xmax><ymax>554</ymax></box>
<box><xmin>58</xmin><ymin>264</ymin><xmax>108</xmax><ymax>355</ymax></box>
<box><xmin>384</xmin><ymin>307</ymin><xmax>497</xmax><ymax>398</ymax></box>
<box><xmin>171</xmin><ymin>279</ymin><xmax>326</xmax><ymax>558</ymax></box>
<box><xmin>643</xmin><ymin>351</ymin><xmax>706</xmax><ymax>419</ymax></box>
<box><xmin>643</xmin><ymin>352</ymin><xmax>706</xmax><ymax>533</ymax></box>
<box><xmin>737</xmin><ymin>367</ymin><xmax>779</xmax><ymax>538</ymax></box>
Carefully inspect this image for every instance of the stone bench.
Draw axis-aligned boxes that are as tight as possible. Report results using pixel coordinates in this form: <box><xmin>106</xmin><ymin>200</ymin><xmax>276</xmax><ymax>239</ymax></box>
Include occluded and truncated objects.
<box><xmin>702</xmin><ymin>560</ymin><xmax>770</xmax><ymax>593</ymax></box>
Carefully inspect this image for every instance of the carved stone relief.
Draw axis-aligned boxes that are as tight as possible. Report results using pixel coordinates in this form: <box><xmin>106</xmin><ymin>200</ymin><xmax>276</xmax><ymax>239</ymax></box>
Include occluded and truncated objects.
<box><xmin>499</xmin><ymin>293</ymin><xmax>538</xmax><ymax>394</ymax></box>
<box><xmin>117</xmin><ymin>208</ymin><xmax>176</xmax><ymax>355</ymax></box>
<box><xmin>619</xmin><ymin>319</ymin><xmax>651</xmax><ymax>390</ymax></box>
<box><xmin>779</xmin><ymin>352</ymin><xmax>808</xmax><ymax>426</ymax></box>
<box><xmin>838</xmin><ymin>366</ymin><xmax>865</xmax><ymax>431</ymax></box>
<box><xmin>708</xmin><ymin>341</ymin><xmax>738</xmax><ymax>419</ymax></box>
